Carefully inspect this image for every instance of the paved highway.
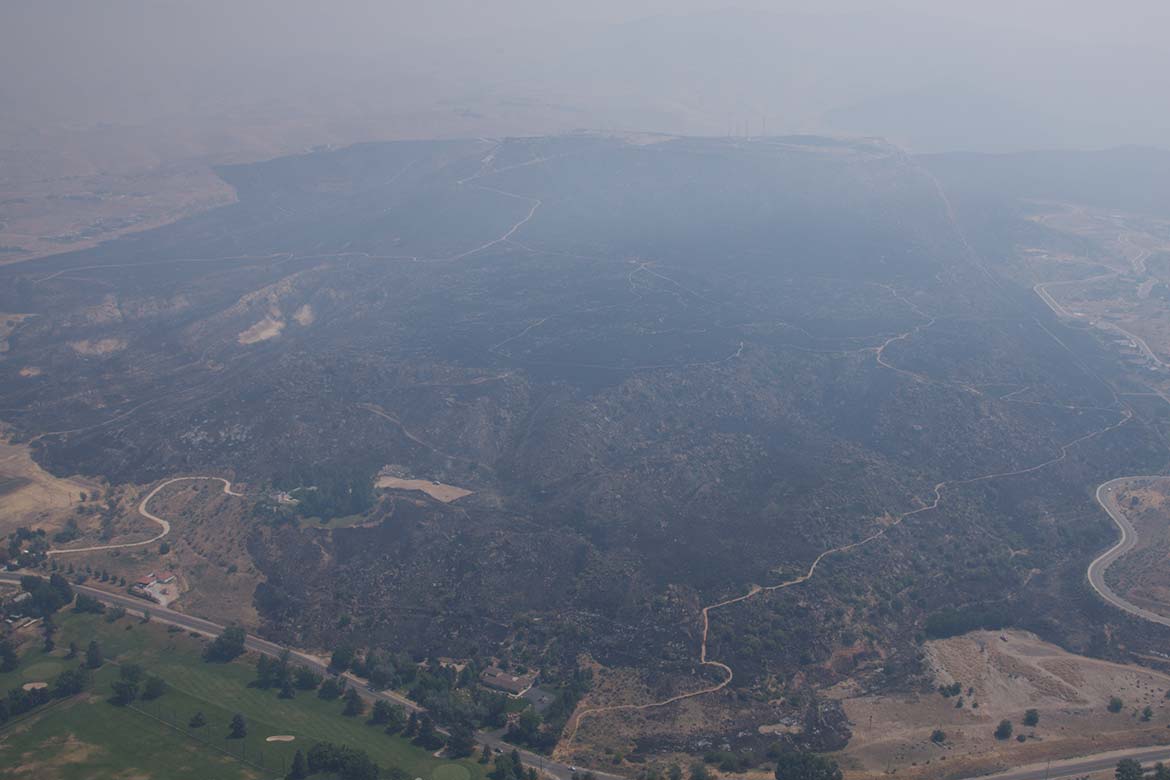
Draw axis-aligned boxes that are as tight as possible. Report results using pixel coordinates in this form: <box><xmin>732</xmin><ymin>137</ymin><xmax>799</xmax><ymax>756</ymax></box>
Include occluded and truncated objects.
<box><xmin>1088</xmin><ymin>477</ymin><xmax>1170</xmax><ymax>630</ymax></box>
<box><xmin>0</xmin><ymin>572</ymin><xmax>616</xmax><ymax>780</ymax></box>
<box><xmin>961</xmin><ymin>744</ymin><xmax>1170</xmax><ymax>780</ymax></box>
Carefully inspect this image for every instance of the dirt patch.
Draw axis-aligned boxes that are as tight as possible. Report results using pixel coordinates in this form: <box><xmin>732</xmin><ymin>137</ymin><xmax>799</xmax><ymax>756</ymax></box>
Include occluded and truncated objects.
<box><xmin>375</xmin><ymin>476</ymin><xmax>473</xmax><ymax>503</ymax></box>
<box><xmin>837</xmin><ymin>629</ymin><xmax>1170</xmax><ymax>780</ymax></box>
<box><xmin>238</xmin><ymin>316</ymin><xmax>285</xmax><ymax>344</ymax></box>
<box><xmin>69</xmin><ymin>337</ymin><xmax>127</xmax><ymax>356</ymax></box>
<box><xmin>17</xmin><ymin>367</ymin><xmax>42</xmax><ymax>377</ymax></box>
<box><xmin>292</xmin><ymin>304</ymin><xmax>315</xmax><ymax>326</ymax></box>
<box><xmin>8</xmin><ymin>733</ymin><xmax>104</xmax><ymax>777</ymax></box>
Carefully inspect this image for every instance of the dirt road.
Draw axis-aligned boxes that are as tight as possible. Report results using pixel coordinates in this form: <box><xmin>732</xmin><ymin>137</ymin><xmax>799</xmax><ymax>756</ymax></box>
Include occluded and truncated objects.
<box><xmin>48</xmin><ymin>475</ymin><xmax>243</xmax><ymax>555</ymax></box>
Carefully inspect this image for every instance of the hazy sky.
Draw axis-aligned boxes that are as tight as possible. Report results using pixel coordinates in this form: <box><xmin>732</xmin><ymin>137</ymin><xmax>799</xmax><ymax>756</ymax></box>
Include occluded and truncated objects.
<box><xmin>2</xmin><ymin>1</ymin><xmax>1169</xmax><ymax>154</ymax></box>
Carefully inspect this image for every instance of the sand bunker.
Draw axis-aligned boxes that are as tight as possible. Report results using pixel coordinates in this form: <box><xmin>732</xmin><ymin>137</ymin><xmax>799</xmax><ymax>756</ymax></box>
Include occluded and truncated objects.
<box><xmin>375</xmin><ymin>476</ymin><xmax>473</xmax><ymax>503</ymax></box>
<box><xmin>22</xmin><ymin>681</ymin><xmax>48</xmax><ymax>691</ymax></box>
<box><xmin>266</xmin><ymin>735</ymin><xmax>296</xmax><ymax>742</ymax></box>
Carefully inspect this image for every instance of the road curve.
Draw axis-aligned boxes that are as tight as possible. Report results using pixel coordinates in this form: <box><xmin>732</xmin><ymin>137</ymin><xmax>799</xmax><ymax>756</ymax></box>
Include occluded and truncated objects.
<box><xmin>49</xmin><ymin>476</ymin><xmax>243</xmax><ymax>556</ymax></box>
<box><xmin>1088</xmin><ymin>476</ymin><xmax>1170</xmax><ymax>629</ymax></box>
<box><xmin>0</xmin><ymin>572</ymin><xmax>617</xmax><ymax>780</ymax></box>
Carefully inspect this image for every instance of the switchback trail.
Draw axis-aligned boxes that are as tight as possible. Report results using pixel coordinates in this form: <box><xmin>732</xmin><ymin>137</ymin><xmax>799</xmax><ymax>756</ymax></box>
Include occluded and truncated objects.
<box><xmin>49</xmin><ymin>476</ymin><xmax>243</xmax><ymax>555</ymax></box>
<box><xmin>563</xmin><ymin>406</ymin><xmax>1132</xmax><ymax>746</ymax></box>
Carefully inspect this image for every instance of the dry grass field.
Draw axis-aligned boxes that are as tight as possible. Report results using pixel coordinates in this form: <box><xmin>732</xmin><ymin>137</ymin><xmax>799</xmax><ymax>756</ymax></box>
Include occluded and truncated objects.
<box><xmin>836</xmin><ymin>630</ymin><xmax>1170</xmax><ymax>780</ymax></box>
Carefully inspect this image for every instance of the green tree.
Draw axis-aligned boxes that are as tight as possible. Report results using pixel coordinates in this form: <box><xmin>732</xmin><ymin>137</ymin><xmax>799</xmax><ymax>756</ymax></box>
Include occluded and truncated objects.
<box><xmin>85</xmin><ymin>640</ymin><xmax>103</xmax><ymax>669</ymax></box>
<box><xmin>342</xmin><ymin>687</ymin><xmax>365</xmax><ymax>717</ymax></box>
<box><xmin>330</xmin><ymin>646</ymin><xmax>355</xmax><ymax>672</ymax></box>
<box><xmin>189</xmin><ymin>711</ymin><xmax>207</xmax><ymax>728</ymax></box>
<box><xmin>691</xmin><ymin>763</ymin><xmax>711</xmax><ymax>780</ymax></box>
<box><xmin>0</xmin><ymin>639</ymin><xmax>17</xmax><ymax>672</ymax></box>
<box><xmin>229</xmin><ymin>713</ymin><xmax>247</xmax><ymax>739</ymax></box>
<box><xmin>1117</xmin><ymin>758</ymin><xmax>1143</xmax><ymax>780</ymax></box>
<box><xmin>294</xmin><ymin>667</ymin><xmax>321</xmax><ymax>690</ymax></box>
<box><xmin>288</xmin><ymin>748</ymin><xmax>308</xmax><ymax>780</ymax></box>
<box><xmin>930</xmin><ymin>729</ymin><xmax>946</xmax><ymax>744</ymax></box>
<box><xmin>1023</xmin><ymin>709</ymin><xmax>1039</xmax><ymax>726</ymax></box>
<box><xmin>773</xmin><ymin>751</ymin><xmax>842</xmax><ymax>780</ymax></box>
<box><xmin>1142</xmin><ymin>706</ymin><xmax>1154</xmax><ymax>722</ymax></box>
<box><xmin>994</xmin><ymin>720</ymin><xmax>1013</xmax><ymax>740</ymax></box>
<box><xmin>449</xmin><ymin>721</ymin><xmax>476</xmax><ymax>757</ymax></box>
<box><xmin>668</xmin><ymin>765</ymin><xmax>683</xmax><ymax>780</ymax></box>
<box><xmin>414</xmin><ymin>714</ymin><xmax>444</xmax><ymax>750</ymax></box>
<box><xmin>111</xmin><ymin>677</ymin><xmax>139</xmax><ymax>705</ymax></box>
<box><xmin>371</xmin><ymin>700</ymin><xmax>399</xmax><ymax>724</ymax></box>
<box><xmin>52</xmin><ymin>667</ymin><xmax>89</xmax><ymax>697</ymax></box>
<box><xmin>1153</xmin><ymin>763</ymin><xmax>1170</xmax><ymax>780</ymax></box>
<box><xmin>142</xmin><ymin>675</ymin><xmax>167</xmax><ymax>701</ymax></box>
<box><xmin>256</xmin><ymin>655</ymin><xmax>275</xmax><ymax>688</ymax></box>
<box><xmin>481</xmin><ymin>744</ymin><xmax>493</xmax><ymax>764</ymax></box>
<box><xmin>73</xmin><ymin>594</ymin><xmax>106</xmax><ymax>614</ymax></box>
<box><xmin>1108</xmin><ymin>697</ymin><xmax>1124</xmax><ymax>713</ymax></box>
<box><xmin>205</xmin><ymin>626</ymin><xmax>246</xmax><ymax>662</ymax></box>
<box><xmin>319</xmin><ymin>677</ymin><xmax>344</xmax><ymax>700</ymax></box>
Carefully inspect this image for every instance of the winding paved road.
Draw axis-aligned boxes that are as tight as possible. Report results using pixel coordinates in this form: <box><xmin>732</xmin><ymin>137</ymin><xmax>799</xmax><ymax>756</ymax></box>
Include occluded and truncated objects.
<box><xmin>1088</xmin><ymin>477</ymin><xmax>1170</xmax><ymax>629</ymax></box>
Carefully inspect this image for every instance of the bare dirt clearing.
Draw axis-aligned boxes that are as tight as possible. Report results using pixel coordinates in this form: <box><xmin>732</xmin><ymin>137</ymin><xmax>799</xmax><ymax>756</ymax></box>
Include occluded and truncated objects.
<box><xmin>375</xmin><ymin>476</ymin><xmax>473</xmax><ymax>503</ymax></box>
<box><xmin>237</xmin><ymin>316</ymin><xmax>285</xmax><ymax>344</ymax></box>
<box><xmin>837</xmin><ymin>630</ymin><xmax>1170</xmax><ymax>780</ymax></box>
<box><xmin>68</xmin><ymin>338</ymin><xmax>127</xmax><ymax>356</ymax></box>
<box><xmin>292</xmin><ymin>304</ymin><xmax>315</xmax><ymax>326</ymax></box>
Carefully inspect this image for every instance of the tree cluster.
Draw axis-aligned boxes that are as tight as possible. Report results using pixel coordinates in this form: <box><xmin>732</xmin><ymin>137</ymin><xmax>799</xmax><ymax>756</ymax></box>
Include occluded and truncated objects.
<box><xmin>306</xmin><ymin>740</ymin><xmax>380</xmax><ymax>780</ymax></box>
<box><xmin>204</xmin><ymin>626</ymin><xmax>247</xmax><ymax>662</ymax></box>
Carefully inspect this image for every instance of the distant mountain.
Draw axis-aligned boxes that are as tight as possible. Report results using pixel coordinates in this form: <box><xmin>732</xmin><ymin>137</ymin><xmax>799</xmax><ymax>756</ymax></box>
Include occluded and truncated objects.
<box><xmin>823</xmin><ymin>83</ymin><xmax>1065</xmax><ymax>153</ymax></box>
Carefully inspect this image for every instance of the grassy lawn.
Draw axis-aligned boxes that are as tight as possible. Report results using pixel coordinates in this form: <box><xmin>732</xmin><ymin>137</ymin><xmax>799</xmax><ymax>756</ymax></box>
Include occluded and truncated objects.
<box><xmin>0</xmin><ymin>612</ymin><xmax>488</xmax><ymax>780</ymax></box>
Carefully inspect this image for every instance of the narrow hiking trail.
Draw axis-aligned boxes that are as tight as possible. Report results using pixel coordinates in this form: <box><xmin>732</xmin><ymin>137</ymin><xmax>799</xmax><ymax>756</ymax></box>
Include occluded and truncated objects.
<box><xmin>562</xmin><ymin>403</ymin><xmax>1133</xmax><ymax>745</ymax></box>
<box><xmin>49</xmin><ymin>476</ymin><xmax>243</xmax><ymax>555</ymax></box>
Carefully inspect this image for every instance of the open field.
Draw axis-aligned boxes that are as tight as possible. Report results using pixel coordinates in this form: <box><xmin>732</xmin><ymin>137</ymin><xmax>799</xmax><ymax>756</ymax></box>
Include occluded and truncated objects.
<box><xmin>0</xmin><ymin>610</ymin><xmax>487</xmax><ymax>780</ymax></box>
<box><xmin>835</xmin><ymin>630</ymin><xmax>1170</xmax><ymax>780</ymax></box>
<box><xmin>0</xmin><ymin>434</ymin><xmax>100</xmax><ymax>536</ymax></box>
<box><xmin>375</xmin><ymin>476</ymin><xmax>474</xmax><ymax>503</ymax></box>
